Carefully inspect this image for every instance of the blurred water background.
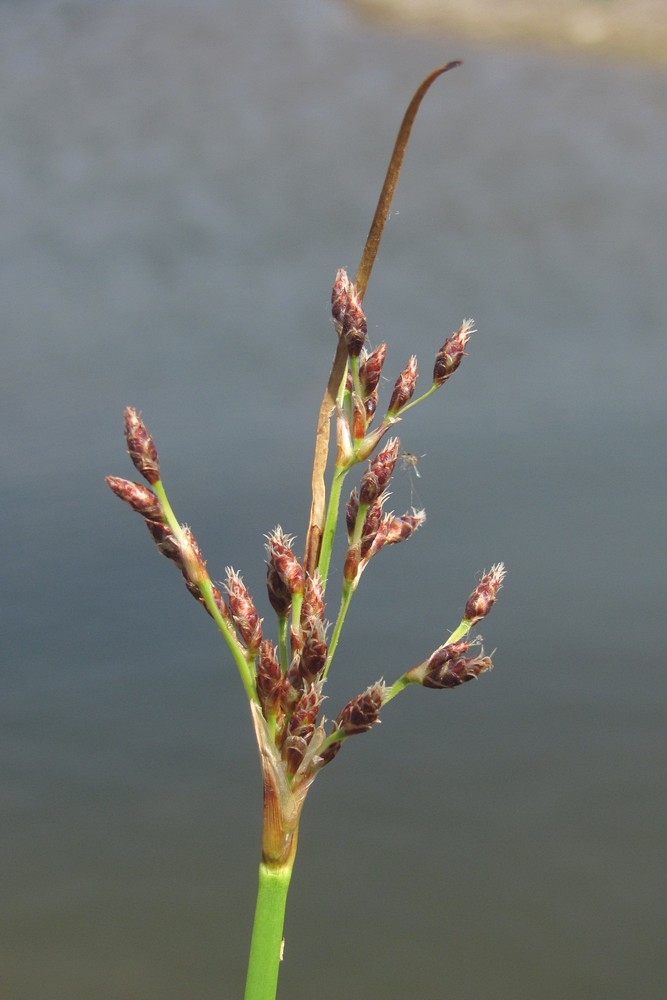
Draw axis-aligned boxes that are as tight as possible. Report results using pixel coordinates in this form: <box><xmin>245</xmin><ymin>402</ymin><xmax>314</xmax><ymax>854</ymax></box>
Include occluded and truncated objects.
<box><xmin>2</xmin><ymin>1</ymin><xmax>665</xmax><ymax>998</ymax></box>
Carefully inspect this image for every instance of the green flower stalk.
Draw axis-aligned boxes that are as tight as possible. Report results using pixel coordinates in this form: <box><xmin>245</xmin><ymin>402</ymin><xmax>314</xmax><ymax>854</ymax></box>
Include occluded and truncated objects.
<box><xmin>107</xmin><ymin>61</ymin><xmax>507</xmax><ymax>1000</ymax></box>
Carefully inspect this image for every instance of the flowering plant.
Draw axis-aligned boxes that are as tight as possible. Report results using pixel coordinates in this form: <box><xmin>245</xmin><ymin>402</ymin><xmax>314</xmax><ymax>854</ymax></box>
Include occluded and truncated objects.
<box><xmin>107</xmin><ymin>63</ymin><xmax>505</xmax><ymax>1000</ymax></box>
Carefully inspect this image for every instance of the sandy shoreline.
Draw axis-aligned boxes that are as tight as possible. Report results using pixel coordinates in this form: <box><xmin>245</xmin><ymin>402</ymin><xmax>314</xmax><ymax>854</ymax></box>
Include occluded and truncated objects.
<box><xmin>345</xmin><ymin>0</ymin><xmax>667</xmax><ymax>67</ymax></box>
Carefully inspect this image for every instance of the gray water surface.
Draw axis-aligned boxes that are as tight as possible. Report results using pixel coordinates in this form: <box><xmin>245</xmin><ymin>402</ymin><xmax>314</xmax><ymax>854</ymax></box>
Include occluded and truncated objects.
<box><xmin>2</xmin><ymin>2</ymin><xmax>666</xmax><ymax>998</ymax></box>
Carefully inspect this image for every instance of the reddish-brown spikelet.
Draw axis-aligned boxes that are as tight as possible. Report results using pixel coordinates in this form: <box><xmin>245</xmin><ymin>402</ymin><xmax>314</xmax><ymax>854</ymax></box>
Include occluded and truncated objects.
<box><xmin>363</xmin><ymin>388</ymin><xmax>379</xmax><ymax>424</ymax></box>
<box><xmin>331</xmin><ymin>267</ymin><xmax>367</xmax><ymax>356</ymax></box>
<box><xmin>358</xmin><ymin>470</ymin><xmax>380</xmax><ymax>507</ymax></box>
<box><xmin>331</xmin><ymin>268</ymin><xmax>352</xmax><ymax>336</ymax></box>
<box><xmin>464</xmin><ymin>563</ymin><xmax>506</xmax><ymax>625</ymax></box>
<box><xmin>124</xmin><ymin>407</ymin><xmax>160</xmax><ymax>485</ymax></box>
<box><xmin>388</xmin><ymin>355</ymin><xmax>418</xmax><ymax>416</ymax></box>
<box><xmin>346</xmin><ymin>490</ymin><xmax>360</xmax><ymax>541</ymax></box>
<box><xmin>341</xmin><ymin>285</ymin><xmax>367</xmax><ymax>359</ymax></box>
<box><xmin>225</xmin><ymin>568</ymin><xmax>263</xmax><ymax>653</ymax></box>
<box><xmin>360</xmin><ymin>494</ymin><xmax>385</xmax><ymax>558</ymax></box>
<box><xmin>360</xmin><ymin>509</ymin><xmax>425</xmax><ymax>564</ymax></box>
<box><xmin>317</xmin><ymin>683</ymin><xmax>385</xmax><ymax>765</ymax></box>
<box><xmin>381</xmin><ymin>509</ymin><xmax>426</xmax><ymax>546</ymax></box>
<box><xmin>145</xmin><ymin>518</ymin><xmax>182</xmax><ymax>563</ymax></box>
<box><xmin>421</xmin><ymin>647</ymin><xmax>493</xmax><ymax>689</ymax></box>
<box><xmin>284</xmin><ymin>684</ymin><xmax>323</xmax><ymax>775</ymax></box>
<box><xmin>266</xmin><ymin>528</ymin><xmax>304</xmax><ymax>617</ymax></box>
<box><xmin>300</xmin><ymin>573</ymin><xmax>325</xmax><ymax>628</ymax></box>
<box><xmin>336</xmin><ymin>681</ymin><xmax>385</xmax><ymax>736</ymax></box>
<box><xmin>298</xmin><ymin>619</ymin><xmax>328</xmax><ymax>683</ymax></box>
<box><xmin>266</xmin><ymin>563</ymin><xmax>292</xmax><ymax>617</ymax></box>
<box><xmin>359</xmin><ymin>343</ymin><xmax>387</xmax><ymax>397</ymax></box>
<box><xmin>359</xmin><ymin>437</ymin><xmax>400</xmax><ymax>505</ymax></box>
<box><xmin>105</xmin><ymin>476</ymin><xmax>162</xmax><ymax>521</ymax></box>
<box><xmin>256</xmin><ymin>641</ymin><xmax>285</xmax><ymax>718</ymax></box>
<box><xmin>433</xmin><ymin>320</ymin><xmax>474</xmax><ymax>387</ymax></box>
<box><xmin>362</xmin><ymin>518</ymin><xmax>389</xmax><ymax>563</ymax></box>
<box><xmin>179</xmin><ymin>526</ymin><xmax>208</xmax><ymax>589</ymax></box>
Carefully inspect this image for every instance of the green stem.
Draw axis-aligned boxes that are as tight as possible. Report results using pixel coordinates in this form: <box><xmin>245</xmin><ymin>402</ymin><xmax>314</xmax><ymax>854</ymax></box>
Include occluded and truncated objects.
<box><xmin>383</xmin><ymin>616</ymin><xmax>474</xmax><ymax>705</ymax></box>
<box><xmin>393</xmin><ymin>381</ymin><xmax>438</xmax><ymax>417</ymax></box>
<box><xmin>323</xmin><ymin>493</ymin><xmax>368</xmax><ymax>677</ymax></box>
<box><xmin>244</xmin><ymin>861</ymin><xmax>294</xmax><ymax>1000</ymax></box>
<box><xmin>444</xmin><ymin>617</ymin><xmax>473</xmax><ymax>646</ymax></box>
<box><xmin>199</xmin><ymin>580</ymin><xmax>258</xmax><ymax>704</ymax></box>
<box><xmin>323</xmin><ymin>580</ymin><xmax>354</xmax><ymax>678</ymax></box>
<box><xmin>291</xmin><ymin>592</ymin><xmax>303</xmax><ymax>634</ymax></box>
<box><xmin>317</xmin><ymin>465</ymin><xmax>348</xmax><ymax>586</ymax></box>
<box><xmin>383</xmin><ymin>674</ymin><xmax>411</xmax><ymax>705</ymax></box>
<box><xmin>152</xmin><ymin>479</ymin><xmax>181</xmax><ymax>536</ymax></box>
<box><xmin>152</xmin><ymin>479</ymin><xmax>258</xmax><ymax>704</ymax></box>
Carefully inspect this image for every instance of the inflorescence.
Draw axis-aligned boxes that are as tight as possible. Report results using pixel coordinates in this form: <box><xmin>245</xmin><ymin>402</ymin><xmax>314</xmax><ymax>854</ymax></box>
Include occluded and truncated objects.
<box><xmin>107</xmin><ymin>267</ymin><xmax>505</xmax><ymax>863</ymax></box>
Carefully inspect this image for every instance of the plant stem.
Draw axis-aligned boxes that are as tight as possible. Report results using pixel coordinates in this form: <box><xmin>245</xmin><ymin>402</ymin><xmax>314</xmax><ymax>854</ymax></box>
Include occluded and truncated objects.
<box><xmin>317</xmin><ymin>465</ymin><xmax>348</xmax><ymax>585</ymax></box>
<box><xmin>323</xmin><ymin>580</ymin><xmax>353</xmax><ymax>677</ymax></box>
<box><xmin>244</xmin><ymin>860</ymin><xmax>294</xmax><ymax>1000</ymax></box>
<box><xmin>152</xmin><ymin>479</ymin><xmax>258</xmax><ymax>703</ymax></box>
<box><xmin>444</xmin><ymin>618</ymin><xmax>473</xmax><ymax>645</ymax></box>
<box><xmin>394</xmin><ymin>381</ymin><xmax>438</xmax><ymax>416</ymax></box>
<box><xmin>383</xmin><ymin>674</ymin><xmax>411</xmax><ymax>705</ymax></box>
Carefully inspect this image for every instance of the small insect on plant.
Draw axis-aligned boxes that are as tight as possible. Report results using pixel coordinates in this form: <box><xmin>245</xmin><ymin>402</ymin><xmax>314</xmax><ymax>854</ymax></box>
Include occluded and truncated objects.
<box><xmin>107</xmin><ymin>62</ymin><xmax>506</xmax><ymax>1000</ymax></box>
<box><xmin>399</xmin><ymin>450</ymin><xmax>426</xmax><ymax>477</ymax></box>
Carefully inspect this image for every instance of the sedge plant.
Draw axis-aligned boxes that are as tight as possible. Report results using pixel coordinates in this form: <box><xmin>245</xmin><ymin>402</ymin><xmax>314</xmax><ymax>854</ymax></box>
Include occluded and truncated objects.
<box><xmin>106</xmin><ymin>63</ymin><xmax>506</xmax><ymax>1000</ymax></box>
